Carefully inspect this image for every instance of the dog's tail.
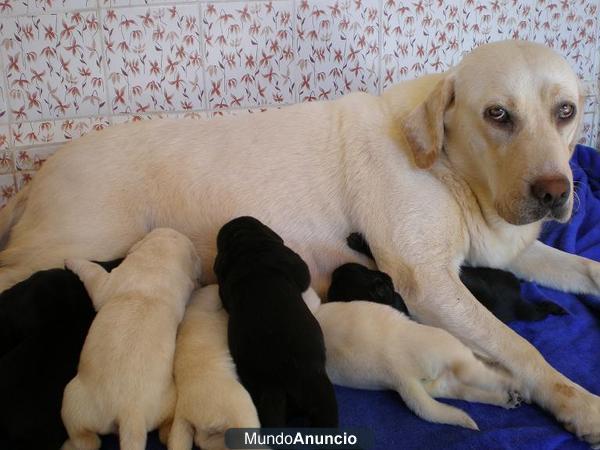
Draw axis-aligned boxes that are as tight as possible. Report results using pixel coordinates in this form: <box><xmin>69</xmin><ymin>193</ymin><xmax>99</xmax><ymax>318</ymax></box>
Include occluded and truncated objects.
<box><xmin>396</xmin><ymin>377</ymin><xmax>479</xmax><ymax>430</ymax></box>
<box><xmin>168</xmin><ymin>416</ymin><xmax>194</xmax><ymax>450</ymax></box>
<box><xmin>119</xmin><ymin>411</ymin><xmax>147</xmax><ymax>450</ymax></box>
<box><xmin>0</xmin><ymin>183</ymin><xmax>29</xmax><ymax>250</ymax></box>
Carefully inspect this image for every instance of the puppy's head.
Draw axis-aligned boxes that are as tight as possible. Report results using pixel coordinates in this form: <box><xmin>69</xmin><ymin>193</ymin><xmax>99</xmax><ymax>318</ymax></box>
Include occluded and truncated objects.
<box><xmin>214</xmin><ymin>216</ymin><xmax>283</xmax><ymax>276</ymax></box>
<box><xmin>328</xmin><ymin>263</ymin><xmax>396</xmax><ymax>304</ymax></box>
<box><xmin>214</xmin><ymin>216</ymin><xmax>310</xmax><ymax>291</ymax></box>
<box><xmin>403</xmin><ymin>40</ymin><xmax>582</xmax><ymax>226</ymax></box>
<box><xmin>129</xmin><ymin>228</ymin><xmax>201</xmax><ymax>283</ymax></box>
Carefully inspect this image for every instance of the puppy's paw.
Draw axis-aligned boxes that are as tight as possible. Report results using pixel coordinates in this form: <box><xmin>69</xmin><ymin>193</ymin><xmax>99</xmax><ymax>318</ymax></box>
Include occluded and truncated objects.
<box><xmin>506</xmin><ymin>390</ymin><xmax>522</xmax><ymax>408</ymax></box>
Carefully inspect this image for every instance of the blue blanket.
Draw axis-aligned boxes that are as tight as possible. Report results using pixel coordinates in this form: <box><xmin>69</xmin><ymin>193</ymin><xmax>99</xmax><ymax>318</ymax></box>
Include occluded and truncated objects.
<box><xmin>103</xmin><ymin>144</ymin><xmax>600</xmax><ymax>450</ymax></box>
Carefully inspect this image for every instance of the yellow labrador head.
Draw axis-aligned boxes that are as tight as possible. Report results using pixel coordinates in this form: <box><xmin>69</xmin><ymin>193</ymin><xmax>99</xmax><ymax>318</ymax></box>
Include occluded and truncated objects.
<box><xmin>403</xmin><ymin>40</ymin><xmax>583</xmax><ymax>225</ymax></box>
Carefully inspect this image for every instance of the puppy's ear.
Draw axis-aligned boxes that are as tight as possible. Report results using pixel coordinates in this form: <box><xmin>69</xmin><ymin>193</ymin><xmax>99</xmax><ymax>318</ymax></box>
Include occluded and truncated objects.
<box><xmin>65</xmin><ymin>259</ymin><xmax>110</xmax><ymax>310</ymax></box>
<box><xmin>402</xmin><ymin>74</ymin><xmax>455</xmax><ymax>169</ymax></box>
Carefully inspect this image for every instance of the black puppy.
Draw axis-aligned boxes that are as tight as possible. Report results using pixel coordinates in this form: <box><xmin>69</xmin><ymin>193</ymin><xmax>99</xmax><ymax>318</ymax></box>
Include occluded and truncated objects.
<box><xmin>328</xmin><ymin>262</ymin><xmax>409</xmax><ymax>315</ymax></box>
<box><xmin>343</xmin><ymin>232</ymin><xmax>566</xmax><ymax>323</ymax></box>
<box><xmin>0</xmin><ymin>259</ymin><xmax>122</xmax><ymax>450</ymax></box>
<box><xmin>214</xmin><ymin>216</ymin><xmax>338</xmax><ymax>428</ymax></box>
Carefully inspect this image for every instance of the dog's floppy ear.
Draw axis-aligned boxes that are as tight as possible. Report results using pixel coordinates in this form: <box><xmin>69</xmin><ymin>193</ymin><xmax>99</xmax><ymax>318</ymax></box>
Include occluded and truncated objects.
<box><xmin>402</xmin><ymin>74</ymin><xmax>455</xmax><ymax>169</ymax></box>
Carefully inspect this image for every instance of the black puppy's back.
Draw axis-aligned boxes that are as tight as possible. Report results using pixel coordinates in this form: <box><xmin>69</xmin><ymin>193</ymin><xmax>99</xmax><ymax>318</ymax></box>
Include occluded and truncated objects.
<box><xmin>214</xmin><ymin>217</ymin><xmax>338</xmax><ymax>428</ymax></box>
<box><xmin>459</xmin><ymin>266</ymin><xmax>566</xmax><ymax>322</ymax></box>
<box><xmin>344</xmin><ymin>232</ymin><xmax>566</xmax><ymax>322</ymax></box>
<box><xmin>0</xmin><ymin>258</ymin><xmax>122</xmax><ymax>450</ymax></box>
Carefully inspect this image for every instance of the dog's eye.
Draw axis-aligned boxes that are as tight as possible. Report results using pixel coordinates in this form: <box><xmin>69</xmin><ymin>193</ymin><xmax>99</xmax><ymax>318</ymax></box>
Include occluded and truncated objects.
<box><xmin>557</xmin><ymin>103</ymin><xmax>575</xmax><ymax>121</ymax></box>
<box><xmin>485</xmin><ymin>106</ymin><xmax>511</xmax><ymax>124</ymax></box>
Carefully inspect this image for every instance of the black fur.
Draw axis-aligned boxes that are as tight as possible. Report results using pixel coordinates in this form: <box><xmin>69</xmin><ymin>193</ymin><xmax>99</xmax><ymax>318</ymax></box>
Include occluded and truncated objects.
<box><xmin>344</xmin><ymin>232</ymin><xmax>566</xmax><ymax>322</ymax></box>
<box><xmin>214</xmin><ymin>217</ymin><xmax>338</xmax><ymax>427</ymax></box>
<box><xmin>0</xmin><ymin>259</ymin><xmax>122</xmax><ymax>450</ymax></box>
<box><xmin>459</xmin><ymin>266</ymin><xmax>566</xmax><ymax>322</ymax></box>
<box><xmin>328</xmin><ymin>263</ymin><xmax>409</xmax><ymax>315</ymax></box>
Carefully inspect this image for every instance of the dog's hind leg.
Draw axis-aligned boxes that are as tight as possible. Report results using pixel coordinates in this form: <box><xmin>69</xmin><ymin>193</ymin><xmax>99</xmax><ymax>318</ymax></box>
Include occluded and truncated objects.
<box><xmin>395</xmin><ymin>377</ymin><xmax>479</xmax><ymax>430</ymax></box>
<box><xmin>118</xmin><ymin>411</ymin><xmax>147</xmax><ymax>450</ymax></box>
<box><xmin>61</xmin><ymin>378</ymin><xmax>102</xmax><ymax>450</ymax></box>
<box><xmin>425</xmin><ymin>373</ymin><xmax>521</xmax><ymax>408</ymax></box>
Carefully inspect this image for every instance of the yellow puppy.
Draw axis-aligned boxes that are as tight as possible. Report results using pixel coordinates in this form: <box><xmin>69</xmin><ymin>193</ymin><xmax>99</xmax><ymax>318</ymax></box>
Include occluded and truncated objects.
<box><xmin>61</xmin><ymin>228</ymin><xmax>201</xmax><ymax>450</ymax></box>
<box><xmin>168</xmin><ymin>285</ymin><xmax>260</xmax><ymax>450</ymax></box>
<box><xmin>316</xmin><ymin>301</ymin><xmax>521</xmax><ymax>430</ymax></box>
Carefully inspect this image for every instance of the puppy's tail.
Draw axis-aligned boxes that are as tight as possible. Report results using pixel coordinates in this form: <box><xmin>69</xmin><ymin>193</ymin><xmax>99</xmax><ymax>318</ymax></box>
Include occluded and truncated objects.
<box><xmin>168</xmin><ymin>416</ymin><xmax>194</xmax><ymax>450</ymax></box>
<box><xmin>0</xmin><ymin>183</ymin><xmax>29</xmax><ymax>250</ymax></box>
<box><xmin>397</xmin><ymin>378</ymin><xmax>479</xmax><ymax>430</ymax></box>
<box><xmin>118</xmin><ymin>411</ymin><xmax>147</xmax><ymax>450</ymax></box>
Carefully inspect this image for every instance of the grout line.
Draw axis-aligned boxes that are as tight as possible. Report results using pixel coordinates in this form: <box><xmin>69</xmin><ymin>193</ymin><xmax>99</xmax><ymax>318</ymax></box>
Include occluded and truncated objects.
<box><xmin>290</xmin><ymin>0</ymin><xmax>298</xmax><ymax>104</ymax></box>
<box><xmin>0</xmin><ymin>15</ymin><xmax>18</xmax><ymax>190</ymax></box>
<box><xmin>197</xmin><ymin>1</ymin><xmax>208</xmax><ymax>110</ymax></box>
<box><xmin>96</xmin><ymin>2</ymin><xmax>114</xmax><ymax>122</ymax></box>
<box><xmin>376</xmin><ymin>0</ymin><xmax>382</xmax><ymax>95</ymax></box>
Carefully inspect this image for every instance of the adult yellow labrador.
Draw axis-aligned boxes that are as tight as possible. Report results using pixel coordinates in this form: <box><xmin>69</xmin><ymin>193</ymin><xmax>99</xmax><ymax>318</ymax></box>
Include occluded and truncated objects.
<box><xmin>0</xmin><ymin>40</ymin><xmax>598</xmax><ymax>444</ymax></box>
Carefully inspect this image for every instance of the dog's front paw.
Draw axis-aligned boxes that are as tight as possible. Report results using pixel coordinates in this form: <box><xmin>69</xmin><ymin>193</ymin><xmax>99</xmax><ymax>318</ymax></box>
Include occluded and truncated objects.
<box><xmin>555</xmin><ymin>386</ymin><xmax>600</xmax><ymax>447</ymax></box>
<box><xmin>506</xmin><ymin>390</ymin><xmax>522</xmax><ymax>409</ymax></box>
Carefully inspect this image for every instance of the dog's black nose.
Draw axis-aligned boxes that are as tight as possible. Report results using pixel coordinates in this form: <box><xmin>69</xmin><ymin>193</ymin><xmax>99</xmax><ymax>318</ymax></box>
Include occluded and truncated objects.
<box><xmin>530</xmin><ymin>175</ymin><xmax>570</xmax><ymax>209</ymax></box>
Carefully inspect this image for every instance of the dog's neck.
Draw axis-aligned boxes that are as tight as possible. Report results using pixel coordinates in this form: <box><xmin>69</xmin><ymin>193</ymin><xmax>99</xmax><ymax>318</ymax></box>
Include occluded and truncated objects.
<box><xmin>431</xmin><ymin>157</ymin><xmax>542</xmax><ymax>267</ymax></box>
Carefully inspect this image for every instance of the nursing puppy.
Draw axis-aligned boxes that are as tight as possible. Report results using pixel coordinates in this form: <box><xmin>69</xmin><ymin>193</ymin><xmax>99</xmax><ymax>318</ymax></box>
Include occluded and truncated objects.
<box><xmin>344</xmin><ymin>233</ymin><xmax>565</xmax><ymax>322</ymax></box>
<box><xmin>315</xmin><ymin>300</ymin><xmax>521</xmax><ymax>429</ymax></box>
<box><xmin>61</xmin><ymin>228</ymin><xmax>200</xmax><ymax>450</ymax></box>
<box><xmin>327</xmin><ymin>262</ymin><xmax>409</xmax><ymax>315</ymax></box>
<box><xmin>459</xmin><ymin>266</ymin><xmax>566</xmax><ymax>322</ymax></box>
<box><xmin>214</xmin><ymin>216</ymin><xmax>338</xmax><ymax>427</ymax></box>
<box><xmin>0</xmin><ymin>259</ymin><xmax>121</xmax><ymax>450</ymax></box>
<box><xmin>169</xmin><ymin>284</ymin><xmax>260</xmax><ymax>450</ymax></box>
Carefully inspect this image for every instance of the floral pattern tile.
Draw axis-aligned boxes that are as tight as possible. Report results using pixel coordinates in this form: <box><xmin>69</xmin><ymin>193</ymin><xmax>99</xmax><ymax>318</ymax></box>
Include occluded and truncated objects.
<box><xmin>0</xmin><ymin>150</ymin><xmax>12</xmax><ymax>174</ymax></box>
<box><xmin>0</xmin><ymin>65</ymin><xmax>7</xmax><ymax>124</ymax></box>
<box><xmin>0</xmin><ymin>0</ymin><xmax>96</xmax><ymax>16</ymax></box>
<box><xmin>531</xmin><ymin>0</ymin><xmax>598</xmax><ymax>81</ymax></box>
<box><xmin>296</xmin><ymin>0</ymin><xmax>380</xmax><ymax>102</ymax></box>
<box><xmin>382</xmin><ymin>0</ymin><xmax>460</xmax><ymax>89</ymax></box>
<box><xmin>14</xmin><ymin>143</ymin><xmax>60</xmax><ymax>170</ymax></box>
<box><xmin>0</xmin><ymin>172</ymin><xmax>15</xmax><ymax>206</ymax></box>
<box><xmin>103</xmin><ymin>5</ymin><xmax>204</xmax><ymax>114</ymax></box>
<box><xmin>0</xmin><ymin>124</ymin><xmax>9</xmax><ymax>150</ymax></box>
<box><xmin>15</xmin><ymin>169</ymin><xmax>33</xmax><ymax>190</ymax></box>
<box><xmin>0</xmin><ymin>11</ymin><xmax>107</xmax><ymax>122</ymax></box>
<box><xmin>580</xmin><ymin>112</ymin><xmax>597</xmax><ymax>147</ymax></box>
<box><xmin>203</xmin><ymin>1</ymin><xmax>294</xmax><ymax>110</ymax></box>
<box><xmin>11</xmin><ymin>116</ymin><xmax>110</xmax><ymax>146</ymax></box>
<box><xmin>585</xmin><ymin>95</ymin><xmax>597</xmax><ymax>115</ymax></box>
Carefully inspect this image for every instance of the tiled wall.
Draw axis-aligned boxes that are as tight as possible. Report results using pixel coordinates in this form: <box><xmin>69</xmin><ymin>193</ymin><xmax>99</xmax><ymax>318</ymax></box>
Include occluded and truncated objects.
<box><xmin>0</xmin><ymin>0</ymin><xmax>597</xmax><ymax>206</ymax></box>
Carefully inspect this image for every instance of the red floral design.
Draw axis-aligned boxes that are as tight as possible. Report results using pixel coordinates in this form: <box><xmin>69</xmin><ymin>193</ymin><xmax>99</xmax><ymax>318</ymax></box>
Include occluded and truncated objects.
<box><xmin>103</xmin><ymin>5</ymin><xmax>204</xmax><ymax>113</ymax></box>
<box><xmin>2</xmin><ymin>12</ymin><xmax>106</xmax><ymax>121</ymax></box>
<box><xmin>296</xmin><ymin>0</ymin><xmax>380</xmax><ymax>101</ymax></box>
<box><xmin>204</xmin><ymin>2</ymin><xmax>294</xmax><ymax>109</ymax></box>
